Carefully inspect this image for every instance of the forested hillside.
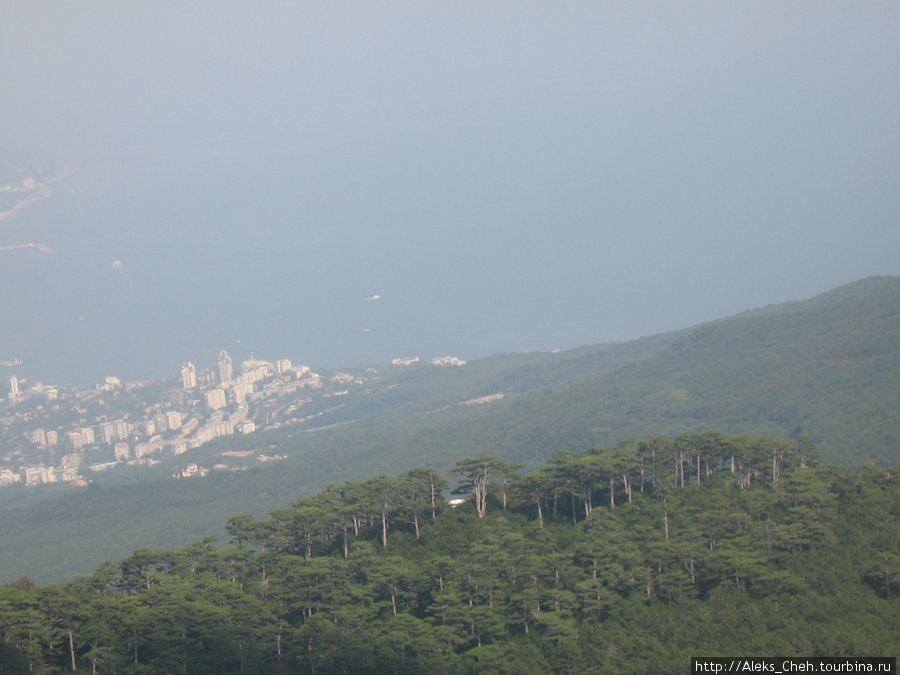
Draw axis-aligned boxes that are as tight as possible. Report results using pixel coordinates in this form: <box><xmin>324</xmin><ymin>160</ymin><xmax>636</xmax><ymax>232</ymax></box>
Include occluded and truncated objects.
<box><xmin>1</xmin><ymin>434</ymin><xmax>898</xmax><ymax>673</ymax></box>
<box><xmin>1</xmin><ymin>276</ymin><xmax>898</xmax><ymax>585</ymax></box>
<box><xmin>335</xmin><ymin>274</ymin><xmax>900</xmax><ymax>471</ymax></box>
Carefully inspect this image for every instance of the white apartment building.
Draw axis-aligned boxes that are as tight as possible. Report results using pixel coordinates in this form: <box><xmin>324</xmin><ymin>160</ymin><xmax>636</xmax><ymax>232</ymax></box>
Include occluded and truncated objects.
<box><xmin>166</xmin><ymin>410</ymin><xmax>183</xmax><ymax>430</ymax></box>
<box><xmin>99</xmin><ymin>422</ymin><xmax>117</xmax><ymax>444</ymax></box>
<box><xmin>205</xmin><ymin>388</ymin><xmax>227</xmax><ymax>411</ymax></box>
<box><xmin>217</xmin><ymin>351</ymin><xmax>233</xmax><ymax>383</ymax></box>
<box><xmin>182</xmin><ymin>362</ymin><xmax>198</xmax><ymax>389</ymax></box>
<box><xmin>68</xmin><ymin>427</ymin><xmax>95</xmax><ymax>449</ymax></box>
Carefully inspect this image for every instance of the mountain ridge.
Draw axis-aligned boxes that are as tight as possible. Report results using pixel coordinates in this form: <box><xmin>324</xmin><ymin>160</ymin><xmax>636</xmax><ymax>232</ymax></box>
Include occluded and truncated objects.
<box><xmin>0</xmin><ymin>275</ymin><xmax>897</xmax><ymax>583</ymax></box>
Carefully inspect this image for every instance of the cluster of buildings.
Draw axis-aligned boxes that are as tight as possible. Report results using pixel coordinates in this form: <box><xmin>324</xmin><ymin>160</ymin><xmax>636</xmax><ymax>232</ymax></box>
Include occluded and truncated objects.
<box><xmin>7</xmin><ymin>375</ymin><xmax>57</xmax><ymax>404</ymax></box>
<box><xmin>432</xmin><ymin>356</ymin><xmax>467</xmax><ymax>367</ymax></box>
<box><xmin>392</xmin><ymin>356</ymin><xmax>467</xmax><ymax>367</ymax></box>
<box><xmin>1</xmin><ymin>351</ymin><xmax>322</xmax><ymax>487</ymax></box>
<box><xmin>182</xmin><ymin>353</ymin><xmax>305</xmax><ymax>411</ymax></box>
<box><xmin>1</xmin><ymin>349</ymin><xmax>468</xmax><ymax>488</ymax></box>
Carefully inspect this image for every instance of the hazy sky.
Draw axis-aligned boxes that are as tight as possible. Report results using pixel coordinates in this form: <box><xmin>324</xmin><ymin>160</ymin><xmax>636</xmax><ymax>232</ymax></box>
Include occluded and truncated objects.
<box><xmin>2</xmin><ymin>2</ymin><xmax>899</xmax><ymax>384</ymax></box>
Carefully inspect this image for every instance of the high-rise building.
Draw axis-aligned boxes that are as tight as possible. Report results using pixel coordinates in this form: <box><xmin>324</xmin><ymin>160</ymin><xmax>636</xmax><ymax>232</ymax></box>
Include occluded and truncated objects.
<box><xmin>9</xmin><ymin>376</ymin><xmax>19</xmax><ymax>396</ymax></box>
<box><xmin>217</xmin><ymin>351</ymin><xmax>233</xmax><ymax>383</ymax></box>
<box><xmin>181</xmin><ymin>362</ymin><xmax>197</xmax><ymax>389</ymax></box>
<box><xmin>154</xmin><ymin>413</ymin><xmax>169</xmax><ymax>433</ymax></box>
<box><xmin>114</xmin><ymin>420</ymin><xmax>130</xmax><ymax>440</ymax></box>
<box><xmin>233</xmin><ymin>383</ymin><xmax>254</xmax><ymax>404</ymax></box>
<box><xmin>68</xmin><ymin>427</ymin><xmax>95</xmax><ymax>449</ymax></box>
<box><xmin>198</xmin><ymin>368</ymin><xmax>216</xmax><ymax>386</ymax></box>
<box><xmin>205</xmin><ymin>388</ymin><xmax>227</xmax><ymax>411</ymax></box>
<box><xmin>166</xmin><ymin>410</ymin><xmax>183</xmax><ymax>430</ymax></box>
<box><xmin>24</xmin><ymin>466</ymin><xmax>54</xmax><ymax>486</ymax></box>
<box><xmin>99</xmin><ymin>422</ymin><xmax>117</xmax><ymax>444</ymax></box>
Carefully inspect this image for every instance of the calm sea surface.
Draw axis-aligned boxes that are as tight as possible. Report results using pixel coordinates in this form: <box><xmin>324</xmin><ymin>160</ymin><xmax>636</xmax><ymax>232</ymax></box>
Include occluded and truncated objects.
<box><xmin>0</xmin><ymin>159</ymin><xmax>571</xmax><ymax>387</ymax></box>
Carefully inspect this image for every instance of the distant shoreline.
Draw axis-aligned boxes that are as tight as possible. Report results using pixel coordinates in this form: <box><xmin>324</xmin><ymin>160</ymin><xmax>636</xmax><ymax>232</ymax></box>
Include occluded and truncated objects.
<box><xmin>0</xmin><ymin>165</ymin><xmax>74</xmax><ymax>255</ymax></box>
<box><xmin>0</xmin><ymin>164</ymin><xmax>76</xmax><ymax>222</ymax></box>
<box><xmin>0</xmin><ymin>185</ymin><xmax>51</xmax><ymax>221</ymax></box>
<box><xmin>0</xmin><ymin>242</ymin><xmax>55</xmax><ymax>254</ymax></box>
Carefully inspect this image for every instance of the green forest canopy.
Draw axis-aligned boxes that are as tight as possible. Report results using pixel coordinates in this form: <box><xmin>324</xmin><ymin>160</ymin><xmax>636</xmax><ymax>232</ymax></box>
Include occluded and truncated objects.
<box><xmin>2</xmin><ymin>433</ymin><xmax>898</xmax><ymax>673</ymax></box>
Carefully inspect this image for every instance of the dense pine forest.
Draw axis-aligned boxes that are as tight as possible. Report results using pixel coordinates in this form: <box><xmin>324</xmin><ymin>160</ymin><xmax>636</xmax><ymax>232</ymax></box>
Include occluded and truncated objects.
<box><xmin>2</xmin><ymin>433</ymin><xmax>898</xmax><ymax>673</ymax></box>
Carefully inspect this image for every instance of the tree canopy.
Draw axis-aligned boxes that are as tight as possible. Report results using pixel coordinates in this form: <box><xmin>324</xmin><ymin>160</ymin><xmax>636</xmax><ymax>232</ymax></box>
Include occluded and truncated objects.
<box><xmin>1</xmin><ymin>433</ymin><xmax>898</xmax><ymax>673</ymax></box>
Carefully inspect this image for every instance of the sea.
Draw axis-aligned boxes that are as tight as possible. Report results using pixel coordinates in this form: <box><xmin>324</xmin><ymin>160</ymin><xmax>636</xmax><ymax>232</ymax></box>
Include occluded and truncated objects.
<box><xmin>0</xmin><ymin>153</ymin><xmax>583</xmax><ymax>388</ymax></box>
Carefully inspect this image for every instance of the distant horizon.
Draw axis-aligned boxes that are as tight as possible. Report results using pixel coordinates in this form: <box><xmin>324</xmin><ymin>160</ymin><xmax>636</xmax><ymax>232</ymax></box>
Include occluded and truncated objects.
<box><xmin>3</xmin><ymin>272</ymin><xmax>894</xmax><ymax>390</ymax></box>
<box><xmin>2</xmin><ymin>4</ymin><xmax>898</xmax><ymax>387</ymax></box>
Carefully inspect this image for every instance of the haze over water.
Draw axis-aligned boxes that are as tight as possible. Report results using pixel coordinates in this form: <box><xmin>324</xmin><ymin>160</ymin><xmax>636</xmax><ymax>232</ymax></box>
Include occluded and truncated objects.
<box><xmin>1</xmin><ymin>3</ymin><xmax>898</xmax><ymax>386</ymax></box>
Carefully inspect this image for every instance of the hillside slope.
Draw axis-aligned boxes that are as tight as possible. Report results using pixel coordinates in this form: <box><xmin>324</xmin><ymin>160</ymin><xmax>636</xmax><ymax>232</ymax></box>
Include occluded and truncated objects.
<box><xmin>283</xmin><ymin>275</ymin><xmax>900</xmax><ymax>471</ymax></box>
<box><xmin>1</xmin><ymin>276</ymin><xmax>897</xmax><ymax>584</ymax></box>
